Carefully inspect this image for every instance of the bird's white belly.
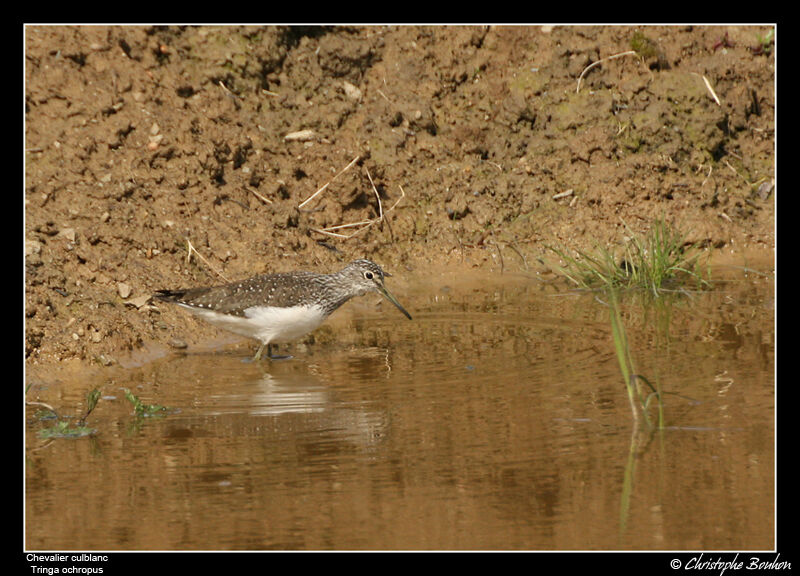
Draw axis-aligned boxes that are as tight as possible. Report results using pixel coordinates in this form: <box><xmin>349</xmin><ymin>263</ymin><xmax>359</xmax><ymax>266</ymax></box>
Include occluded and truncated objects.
<box><xmin>181</xmin><ymin>304</ymin><xmax>327</xmax><ymax>344</ymax></box>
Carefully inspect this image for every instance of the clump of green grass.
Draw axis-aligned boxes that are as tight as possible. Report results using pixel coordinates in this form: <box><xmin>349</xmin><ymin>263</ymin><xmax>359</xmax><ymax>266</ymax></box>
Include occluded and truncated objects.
<box><xmin>752</xmin><ymin>29</ymin><xmax>774</xmax><ymax>56</ymax></box>
<box><xmin>38</xmin><ymin>420</ymin><xmax>96</xmax><ymax>439</ymax></box>
<box><xmin>34</xmin><ymin>388</ymin><xmax>101</xmax><ymax>439</ymax></box>
<box><xmin>549</xmin><ymin>219</ymin><xmax>710</xmax><ymax>296</ymax></box>
<box><xmin>549</xmin><ymin>219</ymin><xmax>710</xmax><ymax>433</ymax></box>
<box><xmin>123</xmin><ymin>388</ymin><xmax>169</xmax><ymax>418</ymax></box>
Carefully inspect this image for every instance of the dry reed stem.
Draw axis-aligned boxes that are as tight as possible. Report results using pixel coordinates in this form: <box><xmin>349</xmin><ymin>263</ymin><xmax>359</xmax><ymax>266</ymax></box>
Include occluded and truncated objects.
<box><xmin>723</xmin><ymin>159</ymin><xmax>750</xmax><ymax>185</ymax></box>
<box><xmin>702</xmin><ymin>76</ymin><xmax>721</xmax><ymax>106</ymax></box>
<box><xmin>377</xmin><ymin>89</ymin><xmax>391</xmax><ymax>104</ymax></box>
<box><xmin>506</xmin><ymin>242</ymin><xmax>529</xmax><ymax>271</ymax></box>
<box><xmin>26</xmin><ymin>400</ymin><xmax>58</xmax><ymax>417</ymax></box>
<box><xmin>298</xmin><ymin>155</ymin><xmax>360</xmax><ymax>208</ymax></box>
<box><xmin>366</xmin><ymin>167</ymin><xmax>383</xmax><ymax>220</ymax></box>
<box><xmin>245</xmin><ymin>186</ymin><xmax>272</xmax><ymax>204</ymax></box>
<box><xmin>576</xmin><ymin>50</ymin><xmax>638</xmax><ymax>93</ymax></box>
<box><xmin>218</xmin><ymin>81</ymin><xmax>240</xmax><ymax>102</ymax></box>
<box><xmin>310</xmin><ymin>183</ymin><xmax>406</xmax><ymax>240</ymax></box>
<box><xmin>309</xmin><ymin>229</ymin><xmax>351</xmax><ymax>239</ymax></box>
<box><xmin>318</xmin><ymin>220</ymin><xmax>376</xmax><ymax>231</ymax></box>
<box><xmin>299</xmin><ymin>155</ymin><xmax>405</xmax><ymax>240</ymax></box>
<box><xmin>701</xmin><ymin>165</ymin><xmax>713</xmax><ymax>187</ymax></box>
<box><xmin>186</xmin><ymin>238</ymin><xmax>230</xmax><ymax>282</ymax></box>
<box><xmin>697</xmin><ymin>74</ymin><xmax>721</xmax><ymax>106</ymax></box>
<box><xmin>489</xmin><ymin>234</ymin><xmax>505</xmax><ymax>274</ymax></box>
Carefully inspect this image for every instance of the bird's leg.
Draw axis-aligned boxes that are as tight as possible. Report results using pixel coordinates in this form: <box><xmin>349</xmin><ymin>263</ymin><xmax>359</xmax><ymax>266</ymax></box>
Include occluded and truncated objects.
<box><xmin>267</xmin><ymin>344</ymin><xmax>293</xmax><ymax>361</ymax></box>
<box><xmin>246</xmin><ymin>342</ymin><xmax>266</xmax><ymax>362</ymax></box>
<box><xmin>244</xmin><ymin>343</ymin><xmax>292</xmax><ymax>363</ymax></box>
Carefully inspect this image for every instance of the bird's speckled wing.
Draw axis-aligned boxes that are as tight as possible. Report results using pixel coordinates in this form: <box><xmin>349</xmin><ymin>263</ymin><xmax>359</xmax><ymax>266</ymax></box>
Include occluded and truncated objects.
<box><xmin>154</xmin><ymin>271</ymin><xmax>326</xmax><ymax>316</ymax></box>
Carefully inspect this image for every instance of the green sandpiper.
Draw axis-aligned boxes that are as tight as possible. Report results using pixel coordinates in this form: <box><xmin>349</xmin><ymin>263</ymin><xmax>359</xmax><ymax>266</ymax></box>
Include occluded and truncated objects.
<box><xmin>153</xmin><ymin>259</ymin><xmax>412</xmax><ymax>360</ymax></box>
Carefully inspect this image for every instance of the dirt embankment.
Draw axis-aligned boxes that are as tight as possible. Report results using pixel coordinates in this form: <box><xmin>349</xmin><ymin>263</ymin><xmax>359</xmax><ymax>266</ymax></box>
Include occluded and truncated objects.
<box><xmin>25</xmin><ymin>25</ymin><xmax>775</xmax><ymax>369</ymax></box>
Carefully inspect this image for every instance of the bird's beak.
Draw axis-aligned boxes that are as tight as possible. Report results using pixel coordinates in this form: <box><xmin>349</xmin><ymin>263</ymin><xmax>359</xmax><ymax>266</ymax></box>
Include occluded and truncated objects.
<box><xmin>376</xmin><ymin>282</ymin><xmax>412</xmax><ymax>320</ymax></box>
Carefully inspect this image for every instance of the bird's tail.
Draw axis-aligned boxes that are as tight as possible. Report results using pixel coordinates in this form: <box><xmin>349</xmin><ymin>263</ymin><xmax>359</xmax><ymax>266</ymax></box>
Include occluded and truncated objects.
<box><xmin>152</xmin><ymin>289</ymin><xmax>188</xmax><ymax>303</ymax></box>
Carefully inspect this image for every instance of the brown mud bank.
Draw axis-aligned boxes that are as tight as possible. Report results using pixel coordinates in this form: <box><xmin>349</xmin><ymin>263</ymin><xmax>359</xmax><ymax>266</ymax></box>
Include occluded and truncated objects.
<box><xmin>25</xmin><ymin>25</ymin><xmax>774</xmax><ymax>371</ymax></box>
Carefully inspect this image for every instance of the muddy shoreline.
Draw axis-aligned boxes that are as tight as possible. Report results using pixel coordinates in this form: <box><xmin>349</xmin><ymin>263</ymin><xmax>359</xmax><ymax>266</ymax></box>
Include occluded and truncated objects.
<box><xmin>25</xmin><ymin>25</ymin><xmax>775</xmax><ymax>372</ymax></box>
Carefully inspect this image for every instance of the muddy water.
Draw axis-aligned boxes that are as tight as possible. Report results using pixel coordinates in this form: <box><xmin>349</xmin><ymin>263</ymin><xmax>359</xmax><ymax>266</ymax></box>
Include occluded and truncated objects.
<box><xmin>25</xmin><ymin>264</ymin><xmax>774</xmax><ymax>550</ymax></box>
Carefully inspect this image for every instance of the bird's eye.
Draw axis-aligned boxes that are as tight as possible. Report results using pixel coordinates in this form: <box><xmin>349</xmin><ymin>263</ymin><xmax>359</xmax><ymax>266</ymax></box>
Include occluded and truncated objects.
<box><xmin>364</xmin><ymin>271</ymin><xmax>374</xmax><ymax>280</ymax></box>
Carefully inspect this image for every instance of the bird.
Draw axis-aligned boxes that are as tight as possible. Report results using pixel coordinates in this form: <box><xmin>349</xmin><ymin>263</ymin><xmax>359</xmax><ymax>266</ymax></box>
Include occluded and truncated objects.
<box><xmin>153</xmin><ymin>259</ymin><xmax>412</xmax><ymax>360</ymax></box>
